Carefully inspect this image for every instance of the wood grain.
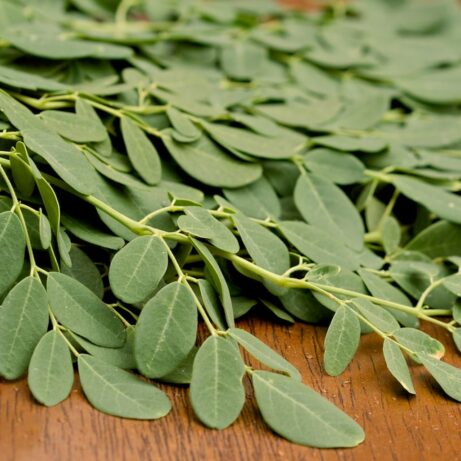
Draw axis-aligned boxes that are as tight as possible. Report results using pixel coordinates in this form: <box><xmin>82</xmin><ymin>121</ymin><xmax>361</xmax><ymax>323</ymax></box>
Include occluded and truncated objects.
<box><xmin>1</xmin><ymin>314</ymin><xmax>460</xmax><ymax>461</ymax></box>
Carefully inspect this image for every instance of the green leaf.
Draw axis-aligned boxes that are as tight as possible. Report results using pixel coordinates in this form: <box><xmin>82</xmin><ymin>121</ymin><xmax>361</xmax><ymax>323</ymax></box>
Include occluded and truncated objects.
<box><xmin>223</xmin><ymin>176</ymin><xmax>281</xmax><ymax>220</ymax></box>
<box><xmin>28</xmin><ymin>330</ymin><xmax>74</xmax><ymax>406</ymax></box>
<box><xmin>72</xmin><ymin>327</ymin><xmax>136</xmax><ymax>370</ymax></box>
<box><xmin>252</xmin><ymin>371</ymin><xmax>365</xmax><ymax>448</ymax></box>
<box><xmin>352</xmin><ymin>298</ymin><xmax>400</xmax><ymax>334</ymax></box>
<box><xmin>134</xmin><ymin>282</ymin><xmax>197</xmax><ymax>378</ymax></box>
<box><xmin>228</xmin><ymin>327</ymin><xmax>301</xmax><ymax>380</ymax></box>
<box><xmin>383</xmin><ymin>338</ymin><xmax>415</xmax><ymax>394</ymax></box>
<box><xmin>260</xmin><ymin>299</ymin><xmax>295</xmax><ymax>323</ymax></box>
<box><xmin>294</xmin><ymin>173</ymin><xmax>364</xmax><ymax>250</ymax></box>
<box><xmin>453</xmin><ymin>329</ymin><xmax>461</xmax><ymax>353</ymax></box>
<box><xmin>203</xmin><ymin>122</ymin><xmax>303</xmax><ymax>160</ymax></box>
<box><xmin>38</xmin><ymin>210</ymin><xmax>52</xmax><ymax>250</ymax></box>
<box><xmin>121</xmin><ymin>117</ymin><xmax>161</xmax><ymax>186</ymax></box>
<box><xmin>158</xmin><ymin>347</ymin><xmax>197</xmax><ymax>384</ymax></box>
<box><xmin>358</xmin><ymin>269</ymin><xmax>419</xmax><ymax>328</ymax></box>
<box><xmin>2</xmin><ymin>24</ymin><xmax>132</xmax><ymax>60</ymax></box>
<box><xmin>419</xmin><ymin>354</ymin><xmax>461</xmax><ymax>402</ymax></box>
<box><xmin>256</xmin><ymin>98</ymin><xmax>342</xmax><ymax>130</ymax></box>
<box><xmin>442</xmin><ymin>274</ymin><xmax>461</xmax><ymax>297</ymax></box>
<box><xmin>328</xmin><ymin>93</ymin><xmax>389</xmax><ymax>131</ymax></box>
<box><xmin>0</xmin><ymin>211</ymin><xmax>25</xmax><ymax>297</ymax></box>
<box><xmin>61</xmin><ymin>246</ymin><xmax>104</xmax><ymax>299</ymax></box>
<box><xmin>279</xmin><ymin>289</ymin><xmax>331</xmax><ymax>323</ymax></box>
<box><xmin>0</xmin><ymin>277</ymin><xmax>49</xmax><ymax>379</ymax></box>
<box><xmin>47</xmin><ymin>272</ymin><xmax>125</xmax><ymax>348</ymax></box>
<box><xmin>304</xmin><ymin>148</ymin><xmax>365</xmax><ymax>185</ymax></box>
<box><xmin>280</xmin><ymin>221</ymin><xmax>360</xmax><ymax>271</ymax></box>
<box><xmin>381</xmin><ymin>217</ymin><xmax>400</xmax><ymax>254</ymax></box>
<box><xmin>177</xmin><ymin>207</ymin><xmax>239</xmax><ymax>254</ymax></box>
<box><xmin>232</xmin><ymin>296</ymin><xmax>257</xmax><ymax>319</ymax></box>
<box><xmin>33</xmin><ymin>174</ymin><xmax>60</xmax><ymax>235</ymax></box>
<box><xmin>405</xmin><ymin>221</ymin><xmax>461</xmax><ymax>258</ymax></box>
<box><xmin>109</xmin><ymin>235</ymin><xmax>168</xmax><ymax>304</ymax></box>
<box><xmin>191</xmin><ymin>239</ymin><xmax>235</xmax><ymax>328</ymax></box>
<box><xmin>166</xmin><ymin>106</ymin><xmax>201</xmax><ymax>142</ymax></box>
<box><xmin>220</xmin><ymin>41</ymin><xmax>267</xmax><ymax>80</ymax></box>
<box><xmin>291</xmin><ymin>60</ymin><xmax>340</xmax><ymax>97</ymax></box>
<box><xmin>234</xmin><ymin>214</ymin><xmax>290</xmax><ymax>275</ymax></box>
<box><xmin>197</xmin><ymin>279</ymin><xmax>226</xmax><ymax>331</ymax></box>
<box><xmin>324</xmin><ymin>306</ymin><xmax>361</xmax><ymax>376</ymax></box>
<box><xmin>190</xmin><ymin>336</ymin><xmax>245</xmax><ymax>429</ymax></box>
<box><xmin>0</xmin><ymin>64</ymin><xmax>66</xmax><ymax>91</ymax></box>
<box><xmin>393</xmin><ymin>328</ymin><xmax>445</xmax><ymax>360</ymax></box>
<box><xmin>78</xmin><ymin>354</ymin><xmax>171</xmax><ymax>419</ymax></box>
<box><xmin>25</xmin><ymin>126</ymin><xmax>98</xmax><ymax>195</ymax></box>
<box><xmin>396</xmin><ymin>66</ymin><xmax>461</xmax><ymax>105</ymax></box>
<box><xmin>10</xmin><ymin>154</ymin><xmax>35</xmax><ymax>197</ymax></box>
<box><xmin>383</xmin><ymin>118</ymin><xmax>461</xmax><ymax>149</ymax></box>
<box><xmin>61</xmin><ymin>214</ymin><xmax>125</xmax><ymax>250</ymax></box>
<box><xmin>392</xmin><ymin>175</ymin><xmax>461</xmax><ymax>225</ymax></box>
<box><xmin>40</xmin><ymin>102</ymin><xmax>106</xmax><ymax>143</ymax></box>
<box><xmin>314</xmin><ymin>135</ymin><xmax>387</xmax><ymax>153</ymax></box>
<box><xmin>163</xmin><ymin>134</ymin><xmax>262</xmax><ymax>188</ymax></box>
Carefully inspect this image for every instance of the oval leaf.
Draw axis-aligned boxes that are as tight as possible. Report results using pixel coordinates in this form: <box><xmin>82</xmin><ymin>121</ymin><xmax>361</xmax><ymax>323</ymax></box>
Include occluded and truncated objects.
<box><xmin>121</xmin><ymin>117</ymin><xmax>161</xmax><ymax>185</ymax></box>
<box><xmin>228</xmin><ymin>327</ymin><xmax>301</xmax><ymax>380</ymax></box>
<box><xmin>324</xmin><ymin>305</ymin><xmax>361</xmax><ymax>376</ymax></box>
<box><xmin>28</xmin><ymin>330</ymin><xmax>74</xmax><ymax>406</ymax></box>
<box><xmin>383</xmin><ymin>338</ymin><xmax>415</xmax><ymax>394</ymax></box>
<box><xmin>252</xmin><ymin>371</ymin><xmax>365</xmax><ymax>448</ymax></box>
<box><xmin>134</xmin><ymin>282</ymin><xmax>197</xmax><ymax>378</ymax></box>
<box><xmin>78</xmin><ymin>354</ymin><xmax>171</xmax><ymax>419</ymax></box>
<box><xmin>0</xmin><ymin>211</ymin><xmax>25</xmax><ymax>297</ymax></box>
<box><xmin>0</xmin><ymin>277</ymin><xmax>49</xmax><ymax>379</ymax></box>
<box><xmin>47</xmin><ymin>272</ymin><xmax>126</xmax><ymax>348</ymax></box>
<box><xmin>190</xmin><ymin>336</ymin><xmax>245</xmax><ymax>429</ymax></box>
<box><xmin>109</xmin><ymin>235</ymin><xmax>168</xmax><ymax>304</ymax></box>
<box><xmin>294</xmin><ymin>173</ymin><xmax>364</xmax><ymax>250</ymax></box>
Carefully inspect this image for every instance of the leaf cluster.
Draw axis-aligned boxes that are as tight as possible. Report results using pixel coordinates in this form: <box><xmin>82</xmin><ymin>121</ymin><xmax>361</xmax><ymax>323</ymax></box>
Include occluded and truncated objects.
<box><xmin>0</xmin><ymin>0</ymin><xmax>461</xmax><ymax>449</ymax></box>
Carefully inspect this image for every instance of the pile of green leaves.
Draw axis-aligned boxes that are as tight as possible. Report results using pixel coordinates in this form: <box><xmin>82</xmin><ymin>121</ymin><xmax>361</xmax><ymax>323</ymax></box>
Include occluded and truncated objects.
<box><xmin>1</xmin><ymin>0</ymin><xmax>461</xmax><ymax>449</ymax></box>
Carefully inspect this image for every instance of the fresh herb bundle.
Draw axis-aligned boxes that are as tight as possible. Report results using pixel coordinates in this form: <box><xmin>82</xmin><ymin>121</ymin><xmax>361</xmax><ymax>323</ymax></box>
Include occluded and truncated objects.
<box><xmin>1</xmin><ymin>0</ymin><xmax>461</xmax><ymax>449</ymax></box>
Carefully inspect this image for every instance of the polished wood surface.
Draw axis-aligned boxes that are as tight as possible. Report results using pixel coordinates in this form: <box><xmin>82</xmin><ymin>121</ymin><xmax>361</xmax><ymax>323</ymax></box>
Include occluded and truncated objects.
<box><xmin>1</xmin><ymin>313</ymin><xmax>460</xmax><ymax>461</ymax></box>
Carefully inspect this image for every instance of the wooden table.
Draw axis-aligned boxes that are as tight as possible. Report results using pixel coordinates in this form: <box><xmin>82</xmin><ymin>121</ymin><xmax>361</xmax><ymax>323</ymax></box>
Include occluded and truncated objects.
<box><xmin>1</xmin><ymin>314</ymin><xmax>460</xmax><ymax>461</ymax></box>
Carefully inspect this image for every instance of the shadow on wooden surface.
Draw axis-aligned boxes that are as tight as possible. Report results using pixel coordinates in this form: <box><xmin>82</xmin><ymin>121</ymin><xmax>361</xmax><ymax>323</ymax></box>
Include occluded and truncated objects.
<box><xmin>1</xmin><ymin>315</ymin><xmax>460</xmax><ymax>461</ymax></box>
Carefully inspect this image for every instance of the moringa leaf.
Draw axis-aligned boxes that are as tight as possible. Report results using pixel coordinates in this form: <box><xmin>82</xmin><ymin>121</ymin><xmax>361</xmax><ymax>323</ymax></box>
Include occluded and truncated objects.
<box><xmin>280</xmin><ymin>221</ymin><xmax>360</xmax><ymax>271</ymax></box>
<box><xmin>177</xmin><ymin>206</ymin><xmax>239</xmax><ymax>254</ymax></box>
<box><xmin>294</xmin><ymin>173</ymin><xmax>364</xmax><ymax>250</ymax></box>
<box><xmin>121</xmin><ymin>117</ymin><xmax>161</xmax><ymax>186</ymax></box>
<box><xmin>109</xmin><ymin>235</ymin><xmax>168</xmax><ymax>304</ymax></box>
<box><xmin>0</xmin><ymin>277</ymin><xmax>49</xmax><ymax>380</ymax></box>
<box><xmin>190</xmin><ymin>335</ymin><xmax>245</xmax><ymax>429</ymax></box>
<box><xmin>163</xmin><ymin>134</ymin><xmax>262</xmax><ymax>188</ymax></box>
<box><xmin>252</xmin><ymin>371</ymin><xmax>365</xmax><ymax>448</ymax></box>
<box><xmin>0</xmin><ymin>211</ymin><xmax>25</xmax><ymax>298</ymax></box>
<box><xmin>223</xmin><ymin>176</ymin><xmax>281</xmax><ymax>220</ymax></box>
<box><xmin>134</xmin><ymin>282</ymin><xmax>197</xmax><ymax>378</ymax></box>
<box><xmin>47</xmin><ymin>272</ymin><xmax>126</xmax><ymax>348</ymax></box>
<box><xmin>229</xmin><ymin>327</ymin><xmax>301</xmax><ymax>380</ymax></box>
<box><xmin>419</xmin><ymin>354</ymin><xmax>461</xmax><ymax>402</ymax></box>
<box><xmin>383</xmin><ymin>338</ymin><xmax>415</xmax><ymax>394</ymax></box>
<box><xmin>392</xmin><ymin>175</ymin><xmax>461</xmax><ymax>225</ymax></box>
<box><xmin>323</xmin><ymin>305</ymin><xmax>361</xmax><ymax>376</ymax></box>
<box><xmin>28</xmin><ymin>330</ymin><xmax>74</xmax><ymax>406</ymax></box>
<box><xmin>191</xmin><ymin>238</ymin><xmax>235</xmax><ymax>328</ymax></box>
<box><xmin>78</xmin><ymin>354</ymin><xmax>171</xmax><ymax>419</ymax></box>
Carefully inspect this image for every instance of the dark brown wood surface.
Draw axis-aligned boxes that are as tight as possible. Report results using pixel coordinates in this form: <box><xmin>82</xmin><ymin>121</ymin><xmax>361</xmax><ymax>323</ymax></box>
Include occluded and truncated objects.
<box><xmin>1</xmin><ymin>314</ymin><xmax>460</xmax><ymax>461</ymax></box>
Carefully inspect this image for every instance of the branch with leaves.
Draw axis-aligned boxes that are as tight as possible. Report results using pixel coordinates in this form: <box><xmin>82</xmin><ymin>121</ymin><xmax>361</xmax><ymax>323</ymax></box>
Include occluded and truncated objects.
<box><xmin>0</xmin><ymin>0</ymin><xmax>461</xmax><ymax>450</ymax></box>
